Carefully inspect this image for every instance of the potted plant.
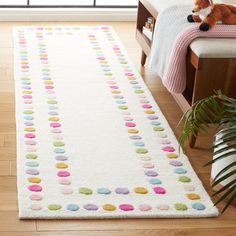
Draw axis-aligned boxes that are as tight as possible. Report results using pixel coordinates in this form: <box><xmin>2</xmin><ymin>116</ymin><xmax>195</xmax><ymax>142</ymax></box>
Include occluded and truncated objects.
<box><xmin>179</xmin><ymin>91</ymin><xmax>236</xmax><ymax>212</ymax></box>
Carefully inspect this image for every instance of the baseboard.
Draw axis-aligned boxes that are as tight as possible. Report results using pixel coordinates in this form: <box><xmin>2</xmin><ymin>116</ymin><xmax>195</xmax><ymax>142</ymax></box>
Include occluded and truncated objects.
<box><xmin>0</xmin><ymin>8</ymin><xmax>137</xmax><ymax>21</ymax></box>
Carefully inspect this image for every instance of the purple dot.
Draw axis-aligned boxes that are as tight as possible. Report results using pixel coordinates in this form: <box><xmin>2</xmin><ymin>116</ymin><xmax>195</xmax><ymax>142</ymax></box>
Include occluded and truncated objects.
<box><xmin>145</xmin><ymin>170</ymin><xmax>158</xmax><ymax>177</ymax></box>
<box><xmin>84</xmin><ymin>204</ymin><xmax>98</xmax><ymax>211</ymax></box>
<box><xmin>129</xmin><ymin>135</ymin><xmax>142</xmax><ymax>140</ymax></box>
<box><xmin>55</xmin><ymin>155</ymin><xmax>68</xmax><ymax>161</ymax></box>
<box><xmin>115</xmin><ymin>187</ymin><xmax>129</xmax><ymax>194</ymax></box>
<box><xmin>26</xmin><ymin>169</ymin><xmax>39</xmax><ymax>175</ymax></box>
<box><xmin>170</xmin><ymin>160</ymin><xmax>183</xmax><ymax>166</ymax></box>
<box><xmin>147</xmin><ymin>115</ymin><xmax>158</xmax><ymax>120</ymax></box>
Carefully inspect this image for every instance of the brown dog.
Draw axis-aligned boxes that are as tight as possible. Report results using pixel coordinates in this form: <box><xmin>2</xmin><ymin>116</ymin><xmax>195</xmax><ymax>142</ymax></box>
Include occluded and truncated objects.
<box><xmin>187</xmin><ymin>0</ymin><xmax>236</xmax><ymax>31</ymax></box>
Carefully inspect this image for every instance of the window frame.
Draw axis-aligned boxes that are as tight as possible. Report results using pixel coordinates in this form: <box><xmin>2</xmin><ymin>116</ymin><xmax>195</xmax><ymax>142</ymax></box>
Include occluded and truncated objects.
<box><xmin>0</xmin><ymin>0</ymin><xmax>137</xmax><ymax>8</ymax></box>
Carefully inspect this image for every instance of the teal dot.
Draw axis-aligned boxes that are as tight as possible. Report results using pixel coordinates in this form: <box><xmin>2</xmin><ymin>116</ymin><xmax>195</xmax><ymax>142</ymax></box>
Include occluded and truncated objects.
<box><xmin>97</xmin><ymin>188</ymin><xmax>111</xmax><ymax>195</ymax></box>
<box><xmin>192</xmin><ymin>202</ymin><xmax>206</xmax><ymax>211</ymax></box>
<box><xmin>174</xmin><ymin>168</ymin><xmax>187</xmax><ymax>174</ymax></box>
<box><xmin>133</xmin><ymin>141</ymin><xmax>145</xmax><ymax>147</ymax></box>
<box><xmin>67</xmin><ymin>204</ymin><xmax>80</xmax><ymax>211</ymax></box>
<box><xmin>25</xmin><ymin>161</ymin><xmax>39</xmax><ymax>167</ymax></box>
<box><xmin>149</xmin><ymin>178</ymin><xmax>162</xmax><ymax>185</ymax></box>
<box><xmin>150</xmin><ymin>121</ymin><xmax>161</xmax><ymax>126</ymax></box>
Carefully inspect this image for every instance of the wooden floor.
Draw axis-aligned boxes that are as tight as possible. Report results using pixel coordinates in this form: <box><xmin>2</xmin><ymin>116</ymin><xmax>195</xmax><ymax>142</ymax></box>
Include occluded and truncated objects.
<box><xmin>0</xmin><ymin>21</ymin><xmax>235</xmax><ymax>236</ymax></box>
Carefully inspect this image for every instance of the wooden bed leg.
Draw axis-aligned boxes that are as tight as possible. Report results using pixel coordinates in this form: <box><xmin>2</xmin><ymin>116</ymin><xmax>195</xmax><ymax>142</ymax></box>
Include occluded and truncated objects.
<box><xmin>141</xmin><ymin>50</ymin><xmax>147</xmax><ymax>66</ymax></box>
<box><xmin>189</xmin><ymin>134</ymin><xmax>197</xmax><ymax>148</ymax></box>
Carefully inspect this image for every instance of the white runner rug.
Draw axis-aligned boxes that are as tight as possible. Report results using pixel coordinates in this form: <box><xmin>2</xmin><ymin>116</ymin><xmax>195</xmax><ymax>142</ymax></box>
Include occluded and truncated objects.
<box><xmin>13</xmin><ymin>26</ymin><xmax>218</xmax><ymax>219</ymax></box>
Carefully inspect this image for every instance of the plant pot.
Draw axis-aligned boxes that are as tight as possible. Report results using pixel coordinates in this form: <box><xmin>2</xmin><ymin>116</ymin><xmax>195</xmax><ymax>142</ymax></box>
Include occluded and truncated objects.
<box><xmin>211</xmin><ymin>133</ymin><xmax>236</xmax><ymax>206</ymax></box>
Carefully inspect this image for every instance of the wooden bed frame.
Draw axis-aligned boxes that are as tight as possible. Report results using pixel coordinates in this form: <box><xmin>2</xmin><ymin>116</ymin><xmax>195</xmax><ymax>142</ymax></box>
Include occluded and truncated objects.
<box><xmin>136</xmin><ymin>0</ymin><xmax>236</xmax><ymax>146</ymax></box>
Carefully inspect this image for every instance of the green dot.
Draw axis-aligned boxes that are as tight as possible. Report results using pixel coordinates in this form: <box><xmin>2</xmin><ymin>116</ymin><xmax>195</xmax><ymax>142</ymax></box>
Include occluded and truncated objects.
<box><xmin>174</xmin><ymin>203</ymin><xmax>188</xmax><ymax>211</ymax></box>
<box><xmin>104</xmin><ymin>72</ymin><xmax>112</xmax><ymax>76</ymax></box>
<box><xmin>53</xmin><ymin>141</ymin><xmax>65</xmax><ymax>147</ymax></box>
<box><xmin>136</xmin><ymin>148</ymin><xmax>148</xmax><ymax>154</ymax></box>
<box><xmin>21</xmin><ymin>77</ymin><xmax>30</xmax><ymax>80</ymax></box>
<box><xmin>23</xmin><ymin>110</ymin><xmax>34</xmax><ymax>114</ymax></box>
<box><xmin>135</xmin><ymin>90</ymin><xmax>144</xmax><ymax>94</ymax></box>
<box><xmin>120</xmin><ymin>61</ymin><xmax>127</xmax><ymax>64</ymax></box>
<box><xmin>118</xmin><ymin>105</ymin><xmax>128</xmax><ymax>110</ymax></box>
<box><xmin>153</xmin><ymin>127</ymin><xmax>164</xmax><ymax>132</ymax></box>
<box><xmin>26</xmin><ymin>153</ymin><xmax>37</xmax><ymax>159</ymax></box>
<box><xmin>179</xmin><ymin>176</ymin><xmax>191</xmax><ymax>183</ymax></box>
<box><xmin>79</xmin><ymin>187</ymin><xmax>93</xmax><ymax>195</ymax></box>
<box><xmin>48</xmin><ymin>204</ymin><xmax>62</xmax><ymax>210</ymax></box>
<box><xmin>48</xmin><ymin>100</ymin><xmax>58</xmax><ymax>104</ymax></box>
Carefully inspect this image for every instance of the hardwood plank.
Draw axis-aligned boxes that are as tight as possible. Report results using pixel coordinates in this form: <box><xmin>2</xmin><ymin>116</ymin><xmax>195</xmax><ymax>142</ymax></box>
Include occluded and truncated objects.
<box><xmin>0</xmin><ymin>161</ymin><xmax>11</xmax><ymax>176</ymax></box>
<box><xmin>0</xmin><ymin>211</ymin><xmax>36</xmax><ymax>232</ymax></box>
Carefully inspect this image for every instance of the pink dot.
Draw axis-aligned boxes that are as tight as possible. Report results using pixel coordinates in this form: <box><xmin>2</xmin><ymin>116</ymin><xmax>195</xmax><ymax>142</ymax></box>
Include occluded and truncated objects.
<box><xmin>125</xmin><ymin>73</ymin><xmax>134</xmax><ymax>76</ymax></box>
<box><xmin>97</xmin><ymin>57</ymin><xmax>106</xmax><ymax>60</ymax></box>
<box><xmin>162</xmin><ymin>146</ymin><xmax>175</xmax><ymax>152</ymax></box>
<box><xmin>119</xmin><ymin>204</ymin><xmax>134</xmax><ymax>211</ymax></box>
<box><xmin>142</xmin><ymin>104</ymin><xmax>152</xmax><ymax>109</ymax></box>
<box><xmin>140</xmin><ymin>99</ymin><xmax>150</xmax><ymax>104</ymax></box>
<box><xmin>57</xmin><ymin>171</ymin><xmax>70</xmax><ymax>177</ymax></box>
<box><xmin>30</xmin><ymin>194</ymin><xmax>43</xmax><ymax>201</ymax></box>
<box><xmin>110</xmin><ymin>86</ymin><xmax>119</xmax><ymax>89</ymax></box>
<box><xmin>24</xmin><ymin>100</ymin><xmax>32</xmax><ymax>104</ymax></box>
<box><xmin>24</xmin><ymin>133</ymin><xmax>36</xmax><ymax>139</ymax></box>
<box><xmin>125</xmin><ymin>122</ymin><xmax>136</xmax><ymax>127</ymax></box>
<box><xmin>101</xmin><ymin>26</ymin><xmax>109</xmax><ymax>30</ymax></box>
<box><xmin>50</xmin><ymin>123</ymin><xmax>61</xmax><ymax>128</ymax></box>
<box><xmin>25</xmin><ymin>140</ymin><xmax>37</xmax><ymax>145</ymax></box>
<box><xmin>40</xmin><ymin>57</ymin><xmax>48</xmax><ymax>61</ymax></box>
<box><xmin>153</xmin><ymin>187</ymin><xmax>166</xmax><ymax>194</ymax></box>
<box><xmin>22</xmin><ymin>95</ymin><xmax>32</xmax><ymax>99</ymax></box>
<box><xmin>45</xmin><ymin>85</ymin><xmax>54</xmax><ymax>89</ymax></box>
<box><xmin>113</xmin><ymin>47</ymin><xmax>120</xmax><ymax>50</ymax></box>
<box><xmin>28</xmin><ymin>185</ymin><xmax>42</xmax><ymax>192</ymax></box>
<box><xmin>139</xmin><ymin>204</ymin><xmax>152</xmax><ymax>211</ymax></box>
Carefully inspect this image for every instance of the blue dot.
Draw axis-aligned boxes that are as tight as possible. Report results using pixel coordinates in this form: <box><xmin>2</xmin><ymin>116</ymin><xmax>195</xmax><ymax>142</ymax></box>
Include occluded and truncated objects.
<box><xmin>48</xmin><ymin>106</ymin><xmax>58</xmax><ymax>110</ymax></box>
<box><xmin>116</xmin><ymin>100</ymin><xmax>126</xmax><ymax>104</ymax></box>
<box><xmin>54</xmin><ymin>148</ymin><xmax>65</xmax><ymax>154</ymax></box>
<box><xmin>130</xmin><ymin>81</ymin><xmax>138</xmax><ymax>84</ymax></box>
<box><xmin>24</xmin><ymin>116</ymin><xmax>34</xmax><ymax>120</ymax></box>
<box><xmin>133</xmin><ymin>141</ymin><xmax>145</xmax><ymax>147</ymax></box>
<box><xmin>25</xmin><ymin>161</ymin><xmax>39</xmax><ymax>167</ymax></box>
<box><xmin>174</xmin><ymin>168</ymin><xmax>187</xmax><ymax>174</ymax></box>
<box><xmin>133</xmin><ymin>85</ymin><xmax>142</xmax><ymax>89</ymax></box>
<box><xmin>22</xmin><ymin>81</ymin><xmax>31</xmax><ymax>85</ymax></box>
<box><xmin>97</xmin><ymin>188</ymin><xmax>111</xmax><ymax>195</ymax></box>
<box><xmin>67</xmin><ymin>204</ymin><xmax>80</xmax><ymax>211</ymax></box>
<box><xmin>149</xmin><ymin>179</ymin><xmax>162</xmax><ymax>185</ymax></box>
<box><xmin>151</xmin><ymin>121</ymin><xmax>161</xmax><ymax>126</ymax></box>
<box><xmin>192</xmin><ymin>202</ymin><xmax>206</xmax><ymax>211</ymax></box>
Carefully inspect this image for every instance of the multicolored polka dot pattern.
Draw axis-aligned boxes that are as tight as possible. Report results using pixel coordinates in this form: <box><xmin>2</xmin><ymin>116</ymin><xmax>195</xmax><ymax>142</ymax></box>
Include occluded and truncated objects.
<box><xmin>14</xmin><ymin>26</ymin><xmax>218</xmax><ymax>218</ymax></box>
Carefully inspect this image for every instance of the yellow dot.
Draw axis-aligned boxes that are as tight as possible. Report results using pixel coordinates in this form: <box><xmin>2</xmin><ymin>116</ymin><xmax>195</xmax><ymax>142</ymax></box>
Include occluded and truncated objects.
<box><xmin>44</xmin><ymin>81</ymin><xmax>54</xmax><ymax>85</ymax></box>
<box><xmin>56</xmin><ymin>163</ymin><xmax>68</xmax><ymax>169</ymax></box>
<box><xmin>111</xmin><ymin>90</ymin><xmax>120</xmax><ymax>94</ymax></box>
<box><xmin>134</xmin><ymin>187</ymin><xmax>148</xmax><ymax>194</ymax></box>
<box><xmin>128</xmin><ymin>128</ymin><xmax>139</xmax><ymax>134</ymax></box>
<box><xmin>24</xmin><ymin>127</ymin><xmax>36</xmax><ymax>132</ymax></box>
<box><xmin>102</xmin><ymin>204</ymin><xmax>116</xmax><ymax>211</ymax></box>
<box><xmin>28</xmin><ymin>177</ymin><xmax>41</xmax><ymax>183</ymax></box>
<box><xmin>187</xmin><ymin>193</ymin><xmax>201</xmax><ymax>200</ymax></box>
<box><xmin>145</xmin><ymin>109</ymin><xmax>155</xmax><ymax>114</ymax></box>
<box><xmin>23</xmin><ymin>90</ymin><xmax>32</xmax><ymax>94</ymax></box>
<box><xmin>166</xmin><ymin>153</ymin><xmax>178</xmax><ymax>158</ymax></box>
<box><xmin>127</xmin><ymin>77</ymin><xmax>136</xmax><ymax>80</ymax></box>
<box><xmin>99</xmin><ymin>61</ymin><xmax>108</xmax><ymax>64</ymax></box>
<box><xmin>49</xmin><ymin>117</ymin><xmax>60</xmax><ymax>121</ymax></box>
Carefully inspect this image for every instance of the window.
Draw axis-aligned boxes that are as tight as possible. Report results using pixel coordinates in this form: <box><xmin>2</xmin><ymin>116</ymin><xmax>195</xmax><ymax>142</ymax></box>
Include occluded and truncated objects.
<box><xmin>0</xmin><ymin>0</ymin><xmax>138</xmax><ymax>7</ymax></box>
